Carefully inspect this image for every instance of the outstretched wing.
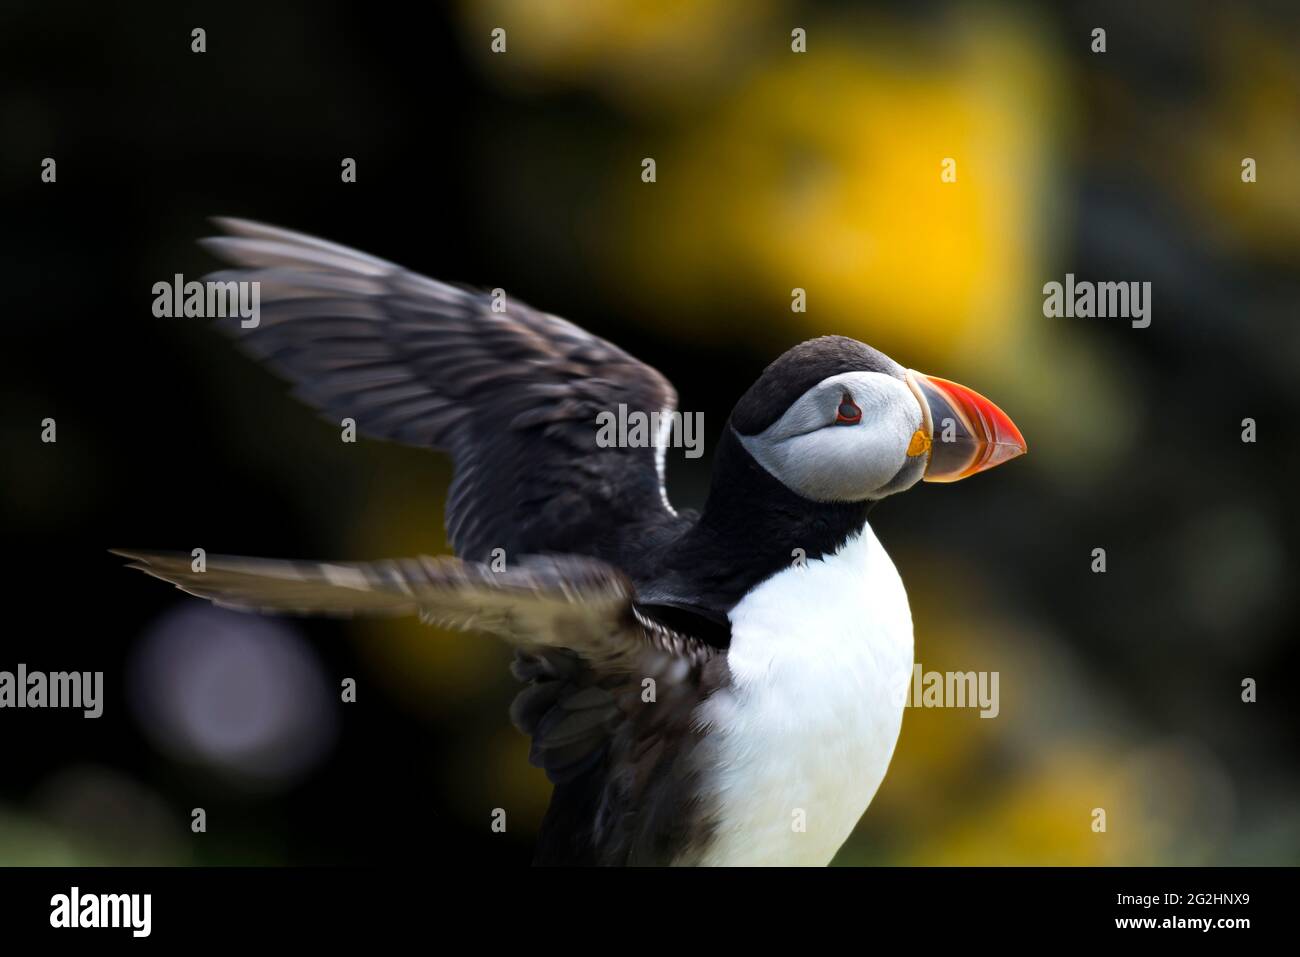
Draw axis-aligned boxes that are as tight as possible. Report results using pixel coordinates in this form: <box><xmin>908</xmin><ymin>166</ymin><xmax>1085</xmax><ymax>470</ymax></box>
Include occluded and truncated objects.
<box><xmin>200</xmin><ymin>218</ymin><xmax>681</xmax><ymax>561</ymax></box>
<box><xmin>113</xmin><ymin>548</ymin><xmax>724</xmax><ymax>863</ymax></box>
<box><xmin>111</xmin><ymin>548</ymin><xmax>706</xmax><ymax>659</ymax></box>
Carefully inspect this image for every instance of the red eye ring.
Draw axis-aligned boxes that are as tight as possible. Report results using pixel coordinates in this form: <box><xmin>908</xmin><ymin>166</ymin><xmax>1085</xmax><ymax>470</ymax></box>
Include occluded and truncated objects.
<box><xmin>835</xmin><ymin>394</ymin><xmax>861</xmax><ymax>425</ymax></box>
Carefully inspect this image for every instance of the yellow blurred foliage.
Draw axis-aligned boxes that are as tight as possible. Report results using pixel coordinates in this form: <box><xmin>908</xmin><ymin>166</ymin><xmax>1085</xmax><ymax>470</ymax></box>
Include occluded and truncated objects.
<box><xmin>1187</xmin><ymin>21</ymin><xmax>1300</xmax><ymax>255</ymax></box>
<box><xmin>456</xmin><ymin>0</ymin><xmax>777</xmax><ymax>107</ymax></box>
<box><xmin>901</xmin><ymin>749</ymin><xmax>1149</xmax><ymax>866</ymax></box>
<box><xmin>614</xmin><ymin>17</ymin><xmax>1062</xmax><ymax>370</ymax></box>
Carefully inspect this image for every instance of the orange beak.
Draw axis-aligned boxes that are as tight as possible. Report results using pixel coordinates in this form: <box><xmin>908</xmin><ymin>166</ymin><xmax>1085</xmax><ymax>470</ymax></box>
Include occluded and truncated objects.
<box><xmin>906</xmin><ymin>370</ymin><xmax>1028</xmax><ymax>482</ymax></box>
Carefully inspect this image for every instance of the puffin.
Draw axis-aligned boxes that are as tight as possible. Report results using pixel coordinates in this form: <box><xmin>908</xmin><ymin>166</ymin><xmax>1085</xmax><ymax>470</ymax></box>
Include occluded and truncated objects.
<box><xmin>116</xmin><ymin>219</ymin><xmax>1027</xmax><ymax>866</ymax></box>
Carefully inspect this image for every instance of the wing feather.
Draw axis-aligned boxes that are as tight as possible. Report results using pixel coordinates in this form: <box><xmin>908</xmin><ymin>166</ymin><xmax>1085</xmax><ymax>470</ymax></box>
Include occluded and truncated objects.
<box><xmin>200</xmin><ymin>218</ymin><xmax>682</xmax><ymax>561</ymax></box>
<box><xmin>110</xmin><ymin>549</ymin><xmax>714</xmax><ymax>668</ymax></box>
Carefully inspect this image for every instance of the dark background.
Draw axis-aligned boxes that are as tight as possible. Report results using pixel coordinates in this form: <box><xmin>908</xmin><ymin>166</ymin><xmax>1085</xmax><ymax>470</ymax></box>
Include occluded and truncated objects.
<box><xmin>1</xmin><ymin>0</ymin><xmax>1297</xmax><ymax>865</ymax></box>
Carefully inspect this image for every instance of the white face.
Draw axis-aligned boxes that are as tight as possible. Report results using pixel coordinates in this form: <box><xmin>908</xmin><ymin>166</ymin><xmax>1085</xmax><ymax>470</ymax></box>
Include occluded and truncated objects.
<box><xmin>735</xmin><ymin>371</ymin><xmax>926</xmax><ymax>502</ymax></box>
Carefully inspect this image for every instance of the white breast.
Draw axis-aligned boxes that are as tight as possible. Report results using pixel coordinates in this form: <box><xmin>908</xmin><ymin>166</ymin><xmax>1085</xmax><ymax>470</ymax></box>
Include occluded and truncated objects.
<box><xmin>685</xmin><ymin>525</ymin><xmax>914</xmax><ymax>866</ymax></box>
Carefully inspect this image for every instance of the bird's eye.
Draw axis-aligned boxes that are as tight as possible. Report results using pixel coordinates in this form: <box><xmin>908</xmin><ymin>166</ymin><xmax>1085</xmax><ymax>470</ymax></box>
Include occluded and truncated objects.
<box><xmin>835</xmin><ymin>394</ymin><xmax>862</xmax><ymax>425</ymax></box>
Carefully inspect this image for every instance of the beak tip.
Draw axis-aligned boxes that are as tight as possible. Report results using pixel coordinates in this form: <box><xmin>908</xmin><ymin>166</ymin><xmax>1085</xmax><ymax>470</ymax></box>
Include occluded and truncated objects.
<box><xmin>910</xmin><ymin>370</ymin><xmax>1027</xmax><ymax>481</ymax></box>
<box><xmin>983</xmin><ymin>416</ymin><xmax>1028</xmax><ymax>470</ymax></box>
<box><xmin>988</xmin><ymin>441</ymin><xmax>1027</xmax><ymax>470</ymax></box>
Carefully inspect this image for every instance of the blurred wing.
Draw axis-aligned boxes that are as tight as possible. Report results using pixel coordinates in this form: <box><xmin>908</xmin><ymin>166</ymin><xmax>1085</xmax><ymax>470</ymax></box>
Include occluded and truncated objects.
<box><xmin>113</xmin><ymin>546</ymin><xmax>722</xmax><ymax>838</ymax></box>
<box><xmin>111</xmin><ymin>548</ymin><xmax>711</xmax><ymax>662</ymax></box>
<box><xmin>200</xmin><ymin>218</ymin><xmax>681</xmax><ymax>561</ymax></box>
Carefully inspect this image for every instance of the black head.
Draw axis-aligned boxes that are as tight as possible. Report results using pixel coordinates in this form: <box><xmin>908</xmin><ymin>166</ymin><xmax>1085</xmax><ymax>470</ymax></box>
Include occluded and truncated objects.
<box><xmin>661</xmin><ymin>336</ymin><xmax>1027</xmax><ymax>618</ymax></box>
<box><xmin>729</xmin><ymin>335</ymin><xmax>1027</xmax><ymax>503</ymax></box>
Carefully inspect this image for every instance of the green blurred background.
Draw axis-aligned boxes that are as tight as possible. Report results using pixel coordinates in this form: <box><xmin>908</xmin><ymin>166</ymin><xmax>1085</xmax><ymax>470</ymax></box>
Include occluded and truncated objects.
<box><xmin>1</xmin><ymin>0</ymin><xmax>1297</xmax><ymax>865</ymax></box>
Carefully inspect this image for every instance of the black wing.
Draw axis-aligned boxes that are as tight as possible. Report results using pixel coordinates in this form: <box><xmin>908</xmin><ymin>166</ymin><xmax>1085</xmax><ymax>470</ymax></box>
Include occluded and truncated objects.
<box><xmin>114</xmin><ymin>548</ymin><xmax>725</xmax><ymax>864</ymax></box>
<box><xmin>200</xmin><ymin>218</ymin><xmax>682</xmax><ymax>561</ymax></box>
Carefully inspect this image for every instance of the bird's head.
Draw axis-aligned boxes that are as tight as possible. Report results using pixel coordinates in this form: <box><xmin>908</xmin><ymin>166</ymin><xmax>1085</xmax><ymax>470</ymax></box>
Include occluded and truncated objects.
<box><xmin>729</xmin><ymin>336</ymin><xmax>1026</xmax><ymax>503</ymax></box>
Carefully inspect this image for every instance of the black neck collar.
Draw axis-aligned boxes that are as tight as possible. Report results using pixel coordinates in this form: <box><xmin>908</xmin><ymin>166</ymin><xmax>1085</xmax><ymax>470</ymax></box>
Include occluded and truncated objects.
<box><xmin>656</xmin><ymin>425</ymin><xmax>875</xmax><ymax>617</ymax></box>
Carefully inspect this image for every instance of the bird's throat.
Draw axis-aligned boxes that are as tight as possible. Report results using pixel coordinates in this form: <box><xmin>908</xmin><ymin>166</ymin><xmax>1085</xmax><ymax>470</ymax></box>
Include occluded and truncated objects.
<box><xmin>674</xmin><ymin>426</ymin><xmax>875</xmax><ymax>609</ymax></box>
